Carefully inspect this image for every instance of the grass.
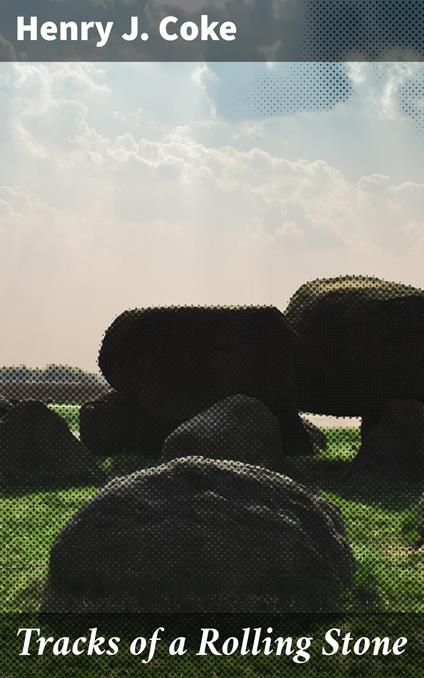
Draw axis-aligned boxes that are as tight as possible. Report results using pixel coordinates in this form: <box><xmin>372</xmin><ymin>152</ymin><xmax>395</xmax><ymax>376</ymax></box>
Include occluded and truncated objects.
<box><xmin>278</xmin><ymin>429</ymin><xmax>422</xmax><ymax>614</ymax></box>
<box><xmin>1</xmin><ymin>418</ymin><xmax>423</xmax><ymax>675</ymax></box>
<box><xmin>49</xmin><ymin>404</ymin><xmax>80</xmax><ymax>431</ymax></box>
<box><xmin>1</xmin><ymin>424</ymin><xmax>422</xmax><ymax>614</ymax></box>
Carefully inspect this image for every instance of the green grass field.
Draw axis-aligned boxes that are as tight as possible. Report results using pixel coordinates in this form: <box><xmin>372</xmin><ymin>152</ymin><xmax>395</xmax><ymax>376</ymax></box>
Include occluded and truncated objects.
<box><xmin>1</xmin><ymin>413</ymin><xmax>423</xmax><ymax>676</ymax></box>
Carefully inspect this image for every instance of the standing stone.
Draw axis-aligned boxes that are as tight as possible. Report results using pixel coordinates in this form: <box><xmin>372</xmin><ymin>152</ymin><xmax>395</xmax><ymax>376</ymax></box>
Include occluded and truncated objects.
<box><xmin>162</xmin><ymin>397</ymin><xmax>318</xmax><ymax>464</ymax></box>
<box><xmin>0</xmin><ymin>401</ymin><xmax>104</xmax><ymax>487</ymax></box>
<box><xmin>79</xmin><ymin>391</ymin><xmax>134</xmax><ymax>457</ymax></box>
<box><xmin>276</xmin><ymin>409</ymin><xmax>313</xmax><ymax>455</ymax></box>
<box><xmin>46</xmin><ymin>456</ymin><xmax>354</xmax><ymax>612</ymax></box>
<box><xmin>360</xmin><ymin>411</ymin><xmax>382</xmax><ymax>443</ymax></box>
<box><xmin>286</xmin><ymin>276</ymin><xmax>424</xmax><ymax>416</ymax></box>
<box><xmin>80</xmin><ymin>391</ymin><xmax>177</xmax><ymax>458</ymax></box>
<box><xmin>355</xmin><ymin>400</ymin><xmax>424</xmax><ymax>478</ymax></box>
<box><xmin>98</xmin><ymin>306</ymin><xmax>297</xmax><ymax>421</ymax></box>
<box><xmin>161</xmin><ymin>394</ymin><xmax>284</xmax><ymax>469</ymax></box>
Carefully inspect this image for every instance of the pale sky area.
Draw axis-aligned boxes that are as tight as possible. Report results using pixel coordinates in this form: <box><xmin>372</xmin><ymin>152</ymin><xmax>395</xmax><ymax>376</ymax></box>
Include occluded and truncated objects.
<box><xmin>1</xmin><ymin>61</ymin><xmax>424</xmax><ymax>370</ymax></box>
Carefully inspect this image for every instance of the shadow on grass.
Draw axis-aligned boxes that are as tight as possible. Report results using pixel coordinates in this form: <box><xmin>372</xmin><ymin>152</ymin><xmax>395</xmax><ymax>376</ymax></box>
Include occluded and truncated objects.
<box><xmin>279</xmin><ymin>453</ymin><xmax>421</xmax><ymax>511</ymax></box>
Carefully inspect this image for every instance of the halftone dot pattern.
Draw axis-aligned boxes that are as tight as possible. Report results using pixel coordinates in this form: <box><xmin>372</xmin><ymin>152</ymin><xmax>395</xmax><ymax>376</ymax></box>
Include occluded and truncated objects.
<box><xmin>161</xmin><ymin>394</ymin><xmax>285</xmax><ymax>469</ymax></box>
<box><xmin>98</xmin><ymin>306</ymin><xmax>297</xmax><ymax>421</ymax></box>
<box><xmin>44</xmin><ymin>456</ymin><xmax>354</xmax><ymax>614</ymax></box>
<box><xmin>304</xmin><ymin>0</ymin><xmax>424</xmax><ymax>61</ymax></box>
<box><xmin>1</xmin><ymin>283</ymin><xmax>423</xmax><ymax>676</ymax></box>
<box><xmin>246</xmin><ymin>63</ymin><xmax>353</xmax><ymax>117</ymax></box>
<box><xmin>247</xmin><ymin>63</ymin><xmax>424</xmax><ymax>135</ymax></box>
<box><xmin>3</xmin><ymin>0</ymin><xmax>424</xmax><ymax>62</ymax></box>
<box><xmin>0</xmin><ymin>365</ymin><xmax>108</xmax><ymax>431</ymax></box>
<box><xmin>373</xmin><ymin>63</ymin><xmax>424</xmax><ymax>133</ymax></box>
<box><xmin>398</xmin><ymin>69</ymin><xmax>424</xmax><ymax>132</ymax></box>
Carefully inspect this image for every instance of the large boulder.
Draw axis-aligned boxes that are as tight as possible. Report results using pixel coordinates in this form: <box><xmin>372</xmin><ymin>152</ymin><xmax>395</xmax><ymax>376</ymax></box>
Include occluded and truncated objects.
<box><xmin>285</xmin><ymin>276</ymin><xmax>424</xmax><ymax>416</ymax></box>
<box><xmin>355</xmin><ymin>400</ymin><xmax>424</xmax><ymax>478</ymax></box>
<box><xmin>0</xmin><ymin>401</ymin><xmax>104</xmax><ymax>487</ymax></box>
<box><xmin>98</xmin><ymin>306</ymin><xmax>297</xmax><ymax>421</ymax></box>
<box><xmin>46</xmin><ymin>456</ymin><xmax>354</xmax><ymax>612</ymax></box>
<box><xmin>80</xmin><ymin>392</ymin><xmax>175</xmax><ymax>458</ymax></box>
<box><xmin>161</xmin><ymin>395</ymin><xmax>284</xmax><ymax>469</ymax></box>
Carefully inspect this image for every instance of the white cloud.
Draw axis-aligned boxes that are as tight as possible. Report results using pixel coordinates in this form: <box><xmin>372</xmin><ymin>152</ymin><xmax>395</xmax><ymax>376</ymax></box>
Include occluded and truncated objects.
<box><xmin>1</xmin><ymin>62</ymin><xmax>424</xmax><ymax>369</ymax></box>
<box><xmin>379</xmin><ymin>64</ymin><xmax>416</xmax><ymax>121</ymax></box>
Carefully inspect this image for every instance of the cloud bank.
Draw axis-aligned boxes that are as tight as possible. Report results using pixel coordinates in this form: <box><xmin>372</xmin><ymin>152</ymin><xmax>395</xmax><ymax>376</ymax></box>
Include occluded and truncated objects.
<box><xmin>1</xmin><ymin>62</ymin><xmax>424</xmax><ymax>368</ymax></box>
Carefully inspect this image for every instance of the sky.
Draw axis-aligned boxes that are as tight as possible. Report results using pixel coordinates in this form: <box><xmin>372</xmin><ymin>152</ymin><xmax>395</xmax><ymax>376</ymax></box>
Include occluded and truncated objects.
<box><xmin>1</xmin><ymin>61</ymin><xmax>424</xmax><ymax>370</ymax></box>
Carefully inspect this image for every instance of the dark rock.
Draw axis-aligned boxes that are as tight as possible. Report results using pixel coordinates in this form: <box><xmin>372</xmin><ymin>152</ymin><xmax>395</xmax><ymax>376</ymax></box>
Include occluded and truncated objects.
<box><xmin>355</xmin><ymin>400</ymin><xmax>424</xmax><ymax>478</ymax></box>
<box><xmin>301</xmin><ymin>417</ymin><xmax>326</xmax><ymax>452</ymax></box>
<box><xmin>161</xmin><ymin>395</ymin><xmax>283</xmax><ymax>469</ymax></box>
<box><xmin>132</xmin><ymin>407</ymin><xmax>177</xmax><ymax>460</ymax></box>
<box><xmin>162</xmin><ymin>396</ymin><xmax>317</xmax><ymax>463</ymax></box>
<box><xmin>0</xmin><ymin>397</ymin><xmax>12</xmax><ymax>419</ymax></box>
<box><xmin>0</xmin><ymin>401</ymin><xmax>104</xmax><ymax>487</ymax></box>
<box><xmin>360</xmin><ymin>411</ymin><xmax>382</xmax><ymax>443</ymax></box>
<box><xmin>80</xmin><ymin>391</ymin><xmax>176</xmax><ymax>458</ymax></box>
<box><xmin>46</xmin><ymin>456</ymin><xmax>354</xmax><ymax>612</ymax></box>
<box><xmin>98</xmin><ymin>306</ymin><xmax>297</xmax><ymax>421</ymax></box>
<box><xmin>278</xmin><ymin>410</ymin><xmax>315</xmax><ymax>455</ymax></box>
<box><xmin>79</xmin><ymin>391</ymin><xmax>133</xmax><ymax>457</ymax></box>
<box><xmin>286</xmin><ymin>276</ymin><xmax>424</xmax><ymax>416</ymax></box>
